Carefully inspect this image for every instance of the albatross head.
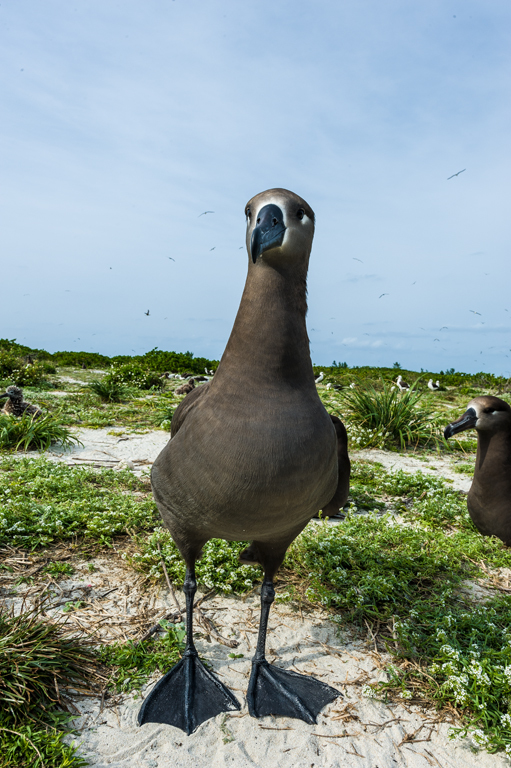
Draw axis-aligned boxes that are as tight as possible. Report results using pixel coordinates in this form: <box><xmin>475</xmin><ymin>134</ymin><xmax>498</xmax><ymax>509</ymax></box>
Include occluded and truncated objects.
<box><xmin>0</xmin><ymin>385</ymin><xmax>23</xmax><ymax>402</ymax></box>
<box><xmin>444</xmin><ymin>395</ymin><xmax>511</xmax><ymax>438</ymax></box>
<box><xmin>245</xmin><ymin>188</ymin><xmax>315</xmax><ymax>266</ymax></box>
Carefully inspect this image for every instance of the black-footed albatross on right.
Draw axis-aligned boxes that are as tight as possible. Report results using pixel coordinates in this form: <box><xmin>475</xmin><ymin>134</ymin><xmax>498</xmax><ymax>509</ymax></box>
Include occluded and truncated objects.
<box><xmin>138</xmin><ymin>188</ymin><xmax>350</xmax><ymax>734</ymax></box>
<box><xmin>444</xmin><ymin>395</ymin><xmax>511</xmax><ymax>544</ymax></box>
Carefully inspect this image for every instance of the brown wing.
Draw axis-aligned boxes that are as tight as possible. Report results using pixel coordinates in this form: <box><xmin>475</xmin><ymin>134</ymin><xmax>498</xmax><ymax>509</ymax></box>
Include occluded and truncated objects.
<box><xmin>171</xmin><ymin>381</ymin><xmax>212</xmax><ymax>437</ymax></box>
<box><xmin>321</xmin><ymin>415</ymin><xmax>350</xmax><ymax>516</ymax></box>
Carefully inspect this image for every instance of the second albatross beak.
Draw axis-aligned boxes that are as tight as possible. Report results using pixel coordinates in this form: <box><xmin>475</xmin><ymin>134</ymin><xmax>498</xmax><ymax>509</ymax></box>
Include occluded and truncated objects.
<box><xmin>444</xmin><ymin>407</ymin><xmax>478</xmax><ymax>439</ymax></box>
<box><xmin>250</xmin><ymin>204</ymin><xmax>286</xmax><ymax>264</ymax></box>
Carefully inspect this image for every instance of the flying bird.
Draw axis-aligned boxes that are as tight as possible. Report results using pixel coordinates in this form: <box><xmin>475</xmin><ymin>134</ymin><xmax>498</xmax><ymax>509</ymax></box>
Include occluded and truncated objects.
<box><xmin>210</xmin><ymin>247</ymin><xmax>216</xmax><ymax>251</ymax></box>
<box><xmin>470</xmin><ymin>310</ymin><xmax>481</xmax><ymax>316</ymax></box>
<box><xmin>447</xmin><ymin>169</ymin><xmax>466</xmax><ymax>180</ymax></box>
<box><xmin>352</xmin><ymin>258</ymin><xmax>364</xmax><ymax>263</ymax></box>
<box><xmin>379</xmin><ymin>293</ymin><xmax>388</xmax><ymax>299</ymax></box>
<box><xmin>440</xmin><ymin>327</ymin><xmax>448</xmax><ymax>331</ymax></box>
<box><xmin>145</xmin><ymin>310</ymin><xmax>150</xmax><ymax>316</ymax></box>
<box><xmin>168</xmin><ymin>257</ymin><xmax>175</xmax><ymax>261</ymax></box>
<box><xmin>198</xmin><ymin>211</ymin><xmax>215</xmax><ymax>217</ymax></box>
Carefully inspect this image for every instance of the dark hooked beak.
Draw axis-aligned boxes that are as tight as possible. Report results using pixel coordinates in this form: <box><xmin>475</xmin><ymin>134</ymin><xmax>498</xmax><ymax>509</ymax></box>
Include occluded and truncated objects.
<box><xmin>250</xmin><ymin>204</ymin><xmax>286</xmax><ymax>264</ymax></box>
<box><xmin>444</xmin><ymin>407</ymin><xmax>477</xmax><ymax>439</ymax></box>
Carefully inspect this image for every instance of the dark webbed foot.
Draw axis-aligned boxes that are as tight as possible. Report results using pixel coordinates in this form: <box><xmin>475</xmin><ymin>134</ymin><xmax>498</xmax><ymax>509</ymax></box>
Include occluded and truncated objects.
<box><xmin>138</xmin><ymin>649</ymin><xmax>240</xmax><ymax>734</ymax></box>
<box><xmin>247</xmin><ymin>658</ymin><xmax>340</xmax><ymax>723</ymax></box>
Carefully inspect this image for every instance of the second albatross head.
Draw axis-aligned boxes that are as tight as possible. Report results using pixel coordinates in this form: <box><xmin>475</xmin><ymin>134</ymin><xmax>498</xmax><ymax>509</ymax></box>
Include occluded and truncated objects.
<box><xmin>245</xmin><ymin>188</ymin><xmax>315</xmax><ymax>265</ymax></box>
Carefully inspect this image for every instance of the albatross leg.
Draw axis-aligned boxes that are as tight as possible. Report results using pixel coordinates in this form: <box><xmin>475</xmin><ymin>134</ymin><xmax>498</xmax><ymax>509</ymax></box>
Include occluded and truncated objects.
<box><xmin>247</xmin><ymin>575</ymin><xmax>340</xmax><ymax>723</ymax></box>
<box><xmin>138</xmin><ymin>565</ymin><xmax>240</xmax><ymax>734</ymax></box>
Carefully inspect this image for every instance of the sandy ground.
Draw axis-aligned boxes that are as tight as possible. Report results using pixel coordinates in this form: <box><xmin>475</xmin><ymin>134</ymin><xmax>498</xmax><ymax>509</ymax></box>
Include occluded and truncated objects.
<box><xmin>23</xmin><ymin>430</ymin><xmax>504</xmax><ymax>767</ymax></box>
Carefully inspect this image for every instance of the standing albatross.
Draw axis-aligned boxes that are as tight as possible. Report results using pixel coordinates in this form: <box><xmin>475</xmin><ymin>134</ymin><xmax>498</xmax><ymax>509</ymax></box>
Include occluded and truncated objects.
<box><xmin>139</xmin><ymin>188</ymin><xmax>350</xmax><ymax>734</ymax></box>
<box><xmin>444</xmin><ymin>396</ymin><xmax>511</xmax><ymax>544</ymax></box>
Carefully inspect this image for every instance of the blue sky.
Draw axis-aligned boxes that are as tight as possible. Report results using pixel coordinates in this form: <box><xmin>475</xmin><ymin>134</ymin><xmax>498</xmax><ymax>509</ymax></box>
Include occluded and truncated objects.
<box><xmin>1</xmin><ymin>1</ymin><xmax>510</xmax><ymax>373</ymax></box>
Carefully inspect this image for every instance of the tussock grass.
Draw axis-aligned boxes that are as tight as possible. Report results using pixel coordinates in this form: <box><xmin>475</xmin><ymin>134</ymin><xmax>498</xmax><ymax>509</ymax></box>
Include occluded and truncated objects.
<box><xmin>87</xmin><ymin>378</ymin><xmax>127</xmax><ymax>403</ymax></box>
<box><xmin>341</xmin><ymin>377</ymin><xmax>444</xmax><ymax>449</ymax></box>
<box><xmin>0</xmin><ymin>413</ymin><xmax>81</xmax><ymax>452</ymax></box>
<box><xmin>0</xmin><ymin>605</ymin><xmax>97</xmax><ymax>767</ymax></box>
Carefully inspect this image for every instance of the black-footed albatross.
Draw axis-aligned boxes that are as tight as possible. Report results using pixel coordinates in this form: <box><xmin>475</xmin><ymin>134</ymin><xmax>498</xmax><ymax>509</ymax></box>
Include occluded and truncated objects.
<box><xmin>0</xmin><ymin>386</ymin><xmax>43</xmax><ymax>419</ymax></box>
<box><xmin>444</xmin><ymin>395</ymin><xmax>511</xmax><ymax>544</ymax></box>
<box><xmin>138</xmin><ymin>188</ymin><xmax>350</xmax><ymax>734</ymax></box>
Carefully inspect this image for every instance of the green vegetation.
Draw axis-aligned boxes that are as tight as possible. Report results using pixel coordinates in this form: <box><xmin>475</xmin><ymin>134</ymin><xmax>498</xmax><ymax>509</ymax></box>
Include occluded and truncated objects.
<box><xmin>0</xmin><ymin>413</ymin><xmax>81</xmax><ymax>452</ymax></box>
<box><xmin>98</xmin><ymin>622</ymin><xmax>186</xmax><ymax>693</ymax></box>
<box><xmin>340</xmin><ymin>377</ymin><xmax>443</xmax><ymax>449</ymax></box>
<box><xmin>0</xmin><ymin>457</ymin><xmax>158</xmax><ymax>548</ymax></box>
<box><xmin>87</xmin><ymin>378</ymin><xmax>128</xmax><ymax>403</ymax></box>
<box><xmin>129</xmin><ymin>528</ymin><xmax>260</xmax><ymax>593</ymax></box>
<box><xmin>0</xmin><ymin>606</ymin><xmax>96</xmax><ymax>767</ymax></box>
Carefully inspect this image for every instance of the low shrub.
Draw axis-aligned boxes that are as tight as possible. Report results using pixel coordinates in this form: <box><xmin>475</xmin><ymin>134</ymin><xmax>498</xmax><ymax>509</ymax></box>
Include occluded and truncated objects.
<box><xmin>106</xmin><ymin>364</ymin><xmax>164</xmax><ymax>390</ymax></box>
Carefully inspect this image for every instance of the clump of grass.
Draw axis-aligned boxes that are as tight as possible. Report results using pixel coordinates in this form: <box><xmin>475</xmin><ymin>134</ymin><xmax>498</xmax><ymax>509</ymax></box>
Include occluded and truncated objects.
<box><xmin>129</xmin><ymin>528</ymin><xmax>260</xmax><ymax>593</ymax></box>
<box><xmin>341</xmin><ymin>377</ymin><xmax>444</xmax><ymax>449</ymax></box>
<box><xmin>87</xmin><ymin>378</ymin><xmax>128</xmax><ymax>403</ymax></box>
<box><xmin>99</xmin><ymin>622</ymin><xmax>186</xmax><ymax>694</ymax></box>
<box><xmin>0</xmin><ymin>605</ymin><xmax>97</xmax><ymax>767</ymax></box>
<box><xmin>0</xmin><ymin>413</ymin><xmax>81</xmax><ymax>452</ymax></box>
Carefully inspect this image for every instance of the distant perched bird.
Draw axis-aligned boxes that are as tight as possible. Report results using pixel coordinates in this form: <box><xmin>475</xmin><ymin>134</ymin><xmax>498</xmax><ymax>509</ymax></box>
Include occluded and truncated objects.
<box><xmin>140</xmin><ymin>188</ymin><xmax>347</xmax><ymax>735</ymax></box>
<box><xmin>198</xmin><ymin>211</ymin><xmax>215</xmax><ymax>217</ymax></box>
<box><xmin>0</xmin><ymin>386</ymin><xmax>43</xmax><ymax>419</ymax></box>
<box><xmin>315</xmin><ymin>372</ymin><xmax>324</xmax><ymax>384</ymax></box>
<box><xmin>428</xmin><ymin>379</ymin><xmax>440</xmax><ymax>391</ymax></box>
<box><xmin>145</xmin><ymin>310</ymin><xmax>150</xmax><ymax>316</ymax></box>
<box><xmin>444</xmin><ymin>397</ymin><xmax>511</xmax><ymax>544</ymax></box>
<box><xmin>349</xmin><ymin>382</ymin><xmax>356</xmax><ymax>389</ymax></box>
<box><xmin>175</xmin><ymin>379</ymin><xmax>195</xmax><ymax>396</ymax></box>
<box><xmin>447</xmin><ymin>169</ymin><xmax>466</xmax><ymax>180</ymax></box>
<box><xmin>396</xmin><ymin>375</ymin><xmax>410</xmax><ymax>391</ymax></box>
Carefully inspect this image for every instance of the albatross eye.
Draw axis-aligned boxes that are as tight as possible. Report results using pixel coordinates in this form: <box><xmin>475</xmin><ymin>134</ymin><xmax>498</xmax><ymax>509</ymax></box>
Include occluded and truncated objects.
<box><xmin>297</xmin><ymin>208</ymin><xmax>305</xmax><ymax>220</ymax></box>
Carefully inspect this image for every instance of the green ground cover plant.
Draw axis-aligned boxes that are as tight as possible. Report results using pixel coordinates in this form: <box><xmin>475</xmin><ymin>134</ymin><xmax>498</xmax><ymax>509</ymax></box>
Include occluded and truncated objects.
<box><xmin>0</xmin><ymin>457</ymin><xmax>158</xmax><ymax>547</ymax></box>
<box><xmin>98</xmin><ymin>622</ymin><xmax>186</xmax><ymax>694</ymax></box>
<box><xmin>129</xmin><ymin>528</ymin><xmax>261</xmax><ymax>593</ymax></box>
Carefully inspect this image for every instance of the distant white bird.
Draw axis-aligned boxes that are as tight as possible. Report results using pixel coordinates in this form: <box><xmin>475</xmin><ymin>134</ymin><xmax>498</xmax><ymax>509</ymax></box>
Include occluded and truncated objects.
<box><xmin>396</xmin><ymin>375</ymin><xmax>410</xmax><ymax>391</ymax></box>
<box><xmin>315</xmin><ymin>372</ymin><xmax>324</xmax><ymax>384</ymax></box>
<box><xmin>428</xmin><ymin>379</ymin><xmax>440</xmax><ymax>391</ymax></box>
<box><xmin>349</xmin><ymin>382</ymin><xmax>356</xmax><ymax>389</ymax></box>
<box><xmin>325</xmin><ymin>383</ymin><xmax>332</xmax><ymax>389</ymax></box>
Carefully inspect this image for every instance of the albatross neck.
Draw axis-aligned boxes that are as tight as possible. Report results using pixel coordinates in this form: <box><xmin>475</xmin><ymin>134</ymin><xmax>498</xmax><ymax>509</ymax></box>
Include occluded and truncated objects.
<box><xmin>215</xmin><ymin>260</ymin><xmax>314</xmax><ymax>388</ymax></box>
